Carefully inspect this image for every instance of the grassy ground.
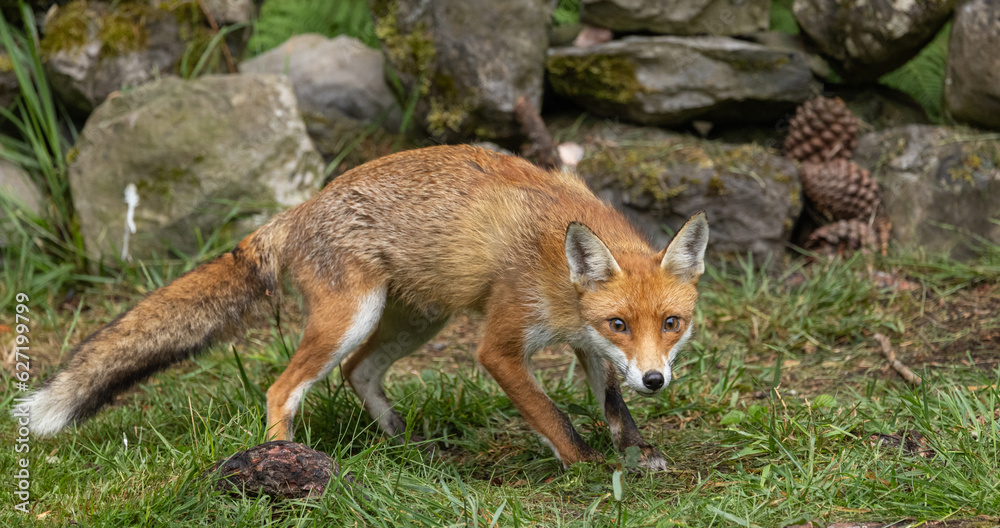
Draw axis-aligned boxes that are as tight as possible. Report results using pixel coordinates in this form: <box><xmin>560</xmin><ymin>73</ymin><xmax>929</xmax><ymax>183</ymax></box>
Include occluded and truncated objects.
<box><xmin>1</xmin><ymin>240</ymin><xmax>998</xmax><ymax>527</ymax></box>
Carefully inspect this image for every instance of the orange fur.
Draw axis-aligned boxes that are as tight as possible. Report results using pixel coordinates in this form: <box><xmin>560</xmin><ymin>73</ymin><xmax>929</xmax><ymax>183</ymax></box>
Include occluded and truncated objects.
<box><xmin>28</xmin><ymin>145</ymin><xmax>708</xmax><ymax>471</ymax></box>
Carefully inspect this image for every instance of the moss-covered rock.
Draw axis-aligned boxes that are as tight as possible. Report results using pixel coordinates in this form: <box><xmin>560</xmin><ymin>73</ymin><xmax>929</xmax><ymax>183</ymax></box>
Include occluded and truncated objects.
<box><xmin>854</xmin><ymin>125</ymin><xmax>1000</xmax><ymax>259</ymax></box>
<box><xmin>370</xmin><ymin>0</ymin><xmax>549</xmax><ymax>143</ymax></box>
<box><xmin>68</xmin><ymin>74</ymin><xmax>323</xmax><ymax>262</ymax></box>
<box><xmin>568</xmin><ymin>121</ymin><xmax>802</xmax><ymax>260</ymax></box>
<box><xmin>546</xmin><ymin>36</ymin><xmax>819</xmax><ymax>127</ymax></box>
<box><xmin>546</xmin><ymin>53</ymin><xmax>644</xmax><ymax>105</ymax></box>
<box><xmin>41</xmin><ymin>0</ymin><xmax>212</xmax><ymax>113</ymax></box>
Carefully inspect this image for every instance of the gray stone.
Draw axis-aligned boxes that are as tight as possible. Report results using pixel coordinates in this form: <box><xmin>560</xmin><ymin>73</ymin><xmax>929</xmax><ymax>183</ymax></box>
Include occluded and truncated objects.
<box><xmin>370</xmin><ymin>0</ymin><xmax>549</xmax><ymax>142</ymax></box>
<box><xmin>42</xmin><ymin>1</ymin><xmax>190</xmax><ymax>113</ymax></box>
<box><xmin>572</xmin><ymin>123</ymin><xmax>802</xmax><ymax>259</ymax></box>
<box><xmin>793</xmin><ymin>0</ymin><xmax>958</xmax><ymax>80</ymax></box>
<box><xmin>0</xmin><ymin>160</ymin><xmax>43</xmax><ymax>246</ymax></box>
<box><xmin>201</xmin><ymin>0</ymin><xmax>255</xmax><ymax>25</ymax></box>
<box><xmin>240</xmin><ymin>34</ymin><xmax>399</xmax><ymax>135</ymax></box>
<box><xmin>581</xmin><ymin>0</ymin><xmax>770</xmax><ymax>36</ymax></box>
<box><xmin>945</xmin><ymin>0</ymin><xmax>1000</xmax><ymax>130</ymax></box>
<box><xmin>69</xmin><ymin>74</ymin><xmax>324</xmax><ymax>262</ymax></box>
<box><xmin>854</xmin><ymin>125</ymin><xmax>1000</xmax><ymax>259</ymax></box>
<box><xmin>546</xmin><ymin>36</ymin><xmax>820</xmax><ymax>126</ymax></box>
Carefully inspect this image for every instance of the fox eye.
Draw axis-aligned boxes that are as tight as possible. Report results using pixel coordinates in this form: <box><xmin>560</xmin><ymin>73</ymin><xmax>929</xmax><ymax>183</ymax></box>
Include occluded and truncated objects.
<box><xmin>609</xmin><ymin>318</ymin><xmax>628</xmax><ymax>333</ymax></box>
<box><xmin>663</xmin><ymin>316</ymin><xmax>681</xmax><ymax>332</ymax></box>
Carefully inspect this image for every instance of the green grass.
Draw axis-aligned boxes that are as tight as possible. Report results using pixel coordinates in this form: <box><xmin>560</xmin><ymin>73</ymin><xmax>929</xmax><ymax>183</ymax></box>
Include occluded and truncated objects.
<box><xmin>2</xmin><ymin>242</ymin><xmax>999</xmax><ymax>526</ymax></box>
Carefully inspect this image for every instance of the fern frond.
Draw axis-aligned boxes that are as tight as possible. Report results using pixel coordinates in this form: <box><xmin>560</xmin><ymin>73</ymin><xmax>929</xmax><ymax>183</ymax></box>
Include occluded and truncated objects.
<box><xmin>246</xmin><ymin>0</ymin><xmax>377</xmax><ymax>58</ymax></box>
<box><xmin>879</xmin><ymin>21</ymin><xmax>951</xmax><ymax>124</ymax></box>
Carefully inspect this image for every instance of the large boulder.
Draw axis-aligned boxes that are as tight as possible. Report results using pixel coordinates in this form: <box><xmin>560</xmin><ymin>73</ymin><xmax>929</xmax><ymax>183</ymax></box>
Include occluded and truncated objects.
<box><xmin>945</xmin><ymin>0</ymin><xmax>1000</xmax><ymax>130</ymax></box>
<box><xmin>581</xmin><ymin>0</ymin><xmax>770</xmax><ymax>36</ymax></box>
<box><xmin>854</xmin><ymin>125</ymin><xmax>1000</xmax><ymax>259</ymax></box>
<box><xmin>68</xmin><ymin>74</ymin><xmax>324</xmax><ymax>262</ymax></box>
<box><xmin>793</xmin><ymin>0</ymin><xmax>958</xmax><ymax>81</ymax></box>
<box><xmin>370</xmin><ymin>0</ymin><xmax>549</xmax><ymax>143</ymax></box>
<box><xmin>547</xmin><ymin>36</ymin><xmax>819</xmax><ymax>126</ymax></box>
<box><xmin>41</xmin><ymin>1</ymin><xmax>197</xmax><ymax>113</ymax></box>
<box><xmin>572</xmin><ymin>123</ymin><xmax>802</xmax><ymax>259</ymax></box>
<box><xmin>239</xmin><ymin>34</ymin><xmax>400</xmax><ymax>160</ymax></box>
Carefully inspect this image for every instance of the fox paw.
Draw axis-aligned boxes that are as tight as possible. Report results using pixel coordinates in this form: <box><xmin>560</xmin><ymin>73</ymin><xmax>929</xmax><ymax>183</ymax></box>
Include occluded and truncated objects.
<box><xmin>637</xmin><ymin>446</ymin><xmax>668</xmax><ymax>472</ymax></box>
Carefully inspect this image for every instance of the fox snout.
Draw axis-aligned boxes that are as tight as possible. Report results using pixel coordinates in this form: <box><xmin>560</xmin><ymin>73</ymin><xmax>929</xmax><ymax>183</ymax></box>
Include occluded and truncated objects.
<box><xmin>620</xmin><ymin>361</ymin><xmax>672</xmax><ymax>396</ymax></box>
<box><xmin>642</xmin><ymin>370</ymin><xmax>665</xmax><ymax>391</ymax></box>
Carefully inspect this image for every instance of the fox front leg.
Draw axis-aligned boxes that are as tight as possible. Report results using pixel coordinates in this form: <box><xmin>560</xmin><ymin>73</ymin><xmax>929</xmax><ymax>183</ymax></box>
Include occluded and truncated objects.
<box><xmin>575</xmin><ymin>349</ymin><xmax>668</xmax><ymax>471</ymax></box>
<box><xmin>477</xmin><ymin>328</ymin><xmax>602</xmax><ymax>467</ymax></box>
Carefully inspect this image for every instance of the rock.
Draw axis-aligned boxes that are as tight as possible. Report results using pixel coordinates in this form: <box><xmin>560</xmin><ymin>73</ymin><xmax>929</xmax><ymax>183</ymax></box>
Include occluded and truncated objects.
<box><xmin>546</xmin><ymin>36</ymin><xmax>820</xmax><ymax>126</ymax></box>
<box><xmin>239</xmin><ymin>34</ymin><xmax>400</xmax><ymax>142</ymax></box>
<box><xmin>370</xmin><ymin>0</ymin><xmax>549</xmax><ymax>143</ymax></box>
<box><xmin>837</xmin><ymin>86</ymin><xmax>930</xmax><ymax>130</ymax></box>
<box><xmin>210</xmin><ymin>441</ymin><xmax>345</xmax><ymax>499</ymax></box>
<box><xmin>41</xmin><ymin>1</ymin><xmax>194</xmax><ymax>113</ymax></box>
<box><xmin>581</xmin><ymin>0</ymin><xmax>769</xmax><ymax>36</ymax></box>
<box><xmin>202</xmin><ymin>0</ymin><xmax>255</xmax><ymax>26</ymax></box>
<box><xmin>793</xmin><ymin>0</ymin><xmax>959</xmax><ymax>81</ymax></box>
<box><xmin>68</xmin><ymin>74</ymin><xmax>323</xmax><ymax>262</ymax></box>
<box><xmin>945</xmin><ymin>0</ymin><xmax>1000</xmax><ymax>130</ymax></box>
<box><xmin>854</xmin><ymin>125</ymin><xmax>1000</xmax><ymax>259</ymax></box>
<box><xmin>0</xmin><ymin>161</ymin><xmax>43</xmax><ymax>248</ymax></box>
<box><xmin>0</xmin><ymin>160</ymin><xmax>43</xmax><ymax>246</ymax></box>
<box><xmin>0</xmin><ymin>160</ymin><xmax>41</xmax><ymax>214</ymax></box>
<box><xmin>572</xmin><ymin>123</ymin><xmax>802</xmax><ymax>259</ymax></box>
<box><xmin>573</xmin><ymin>26</ymin><xmax>614</xmax><ymax>48</ymax></box>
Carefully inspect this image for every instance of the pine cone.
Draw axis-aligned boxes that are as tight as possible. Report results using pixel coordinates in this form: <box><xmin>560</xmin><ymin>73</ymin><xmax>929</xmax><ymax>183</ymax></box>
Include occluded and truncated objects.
<box><xmin>784</xmin><ymin>96</ymin><xmax>859</xmax><ymax>163</ymax></box>
<box><xmin>805</xmin><ymin>219</ymin><xmax>877</xmax><ymax>257</ymax></box>
<box><xmin>799</xmin><ymin>159</ymin><xmax>881</xmax><ymax>221</ymax></box>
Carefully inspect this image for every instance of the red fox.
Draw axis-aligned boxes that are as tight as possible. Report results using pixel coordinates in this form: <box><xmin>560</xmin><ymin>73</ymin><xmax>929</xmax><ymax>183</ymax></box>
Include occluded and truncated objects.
<box><xmin>25</xmin><ymin>145</ymin><xmax>708</xmax><ymax>469</ymax></box>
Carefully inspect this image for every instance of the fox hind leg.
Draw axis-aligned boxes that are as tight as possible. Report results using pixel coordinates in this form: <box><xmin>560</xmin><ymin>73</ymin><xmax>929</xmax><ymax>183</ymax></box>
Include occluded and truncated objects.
<box><xmin>265</xmin><ymin>276</ymin><xmax>387</xmax><ymax>442</ymax></box>
<box><xmin>341</xmin><ymin>299</ymin><xmax>449</xmax><ymax>439</ymax></box>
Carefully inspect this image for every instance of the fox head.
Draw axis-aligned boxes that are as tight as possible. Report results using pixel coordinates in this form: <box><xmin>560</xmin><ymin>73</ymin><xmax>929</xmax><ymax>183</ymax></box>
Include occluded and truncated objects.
<box><xmin>565</xmin><ymin>212</ymin><xmax>709</xmax><ymax>395</ymax></box>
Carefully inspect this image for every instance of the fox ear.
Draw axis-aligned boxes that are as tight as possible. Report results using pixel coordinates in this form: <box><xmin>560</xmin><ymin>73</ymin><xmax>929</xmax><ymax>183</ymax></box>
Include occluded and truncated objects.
<box><xmin>661</xmin><ymin>211</ymin><xmax>709</xmax><ymax>281</ymax></box>
<box><xmin>565</xmin><ymin>222</ymin><xmax>622</xmax><ymax>289</ymax></box>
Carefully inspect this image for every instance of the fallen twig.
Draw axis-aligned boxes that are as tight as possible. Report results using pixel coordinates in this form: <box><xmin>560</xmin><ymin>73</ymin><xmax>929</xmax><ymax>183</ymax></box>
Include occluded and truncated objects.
<box><xmin>196</xmin><ymin>0</ymin><xmax>238</xmax><ymax>74</ymax></box>
<box><xmin>875</xmin><ymin>333</ymin><xmax>921</xmax><ymax>386</ymax></box>
<box><xmin>514</xmin><ymin>96</ymin><xmax>559</xmax><ymax>170</ymax></box>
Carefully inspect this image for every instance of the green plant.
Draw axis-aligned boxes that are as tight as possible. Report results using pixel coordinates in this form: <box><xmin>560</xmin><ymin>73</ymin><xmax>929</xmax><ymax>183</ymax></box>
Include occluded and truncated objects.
<box><xmin>879</xmin><ymin>21</ymin><xmax>951</xmax><ymax>123</ymax></box>
<box><xmin>246</xmin><ymin>0</ymin><xmax>378</xmax><ymax>57</ymax></box>
<box><xmin>769</xmin><ymin>0</ymin><xmax>799</xmax><ymax>35</ymax></box>
<box><xmin>180</xmin><ymin>22</ymin><xmax>247</xmax><ymax>79</ymax></box>
<box><xmin>553</xmin><ymin>0</ymin><xmax>580</xmax><ymax>27</ymax></box>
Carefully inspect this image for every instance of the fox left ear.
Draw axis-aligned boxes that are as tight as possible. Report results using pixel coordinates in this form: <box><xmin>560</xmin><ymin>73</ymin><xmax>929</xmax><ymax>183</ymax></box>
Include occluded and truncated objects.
<box><xmin>661</xmin><ymin>211</ymin><xmax>709</xmax><ymax>281</ymax></box>
<box><xmin>565</xmin><ymin>222</ymin><xmax>622</xmax><ymax>289</ymax></box>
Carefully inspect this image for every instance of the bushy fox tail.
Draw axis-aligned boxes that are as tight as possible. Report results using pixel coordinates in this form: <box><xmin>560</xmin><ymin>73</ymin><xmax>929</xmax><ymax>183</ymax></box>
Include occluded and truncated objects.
<box><xmin>26</xmin><ymin>219</ymin><xmax>288</xmax><ymax>437</ymax></box>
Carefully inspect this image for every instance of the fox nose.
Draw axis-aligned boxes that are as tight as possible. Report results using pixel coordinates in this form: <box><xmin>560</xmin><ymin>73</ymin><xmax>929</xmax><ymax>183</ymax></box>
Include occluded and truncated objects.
<box><xmin>642</xmin><ymin>371</ymin><xmax>664</xmax><ymax>391</ymax></box>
